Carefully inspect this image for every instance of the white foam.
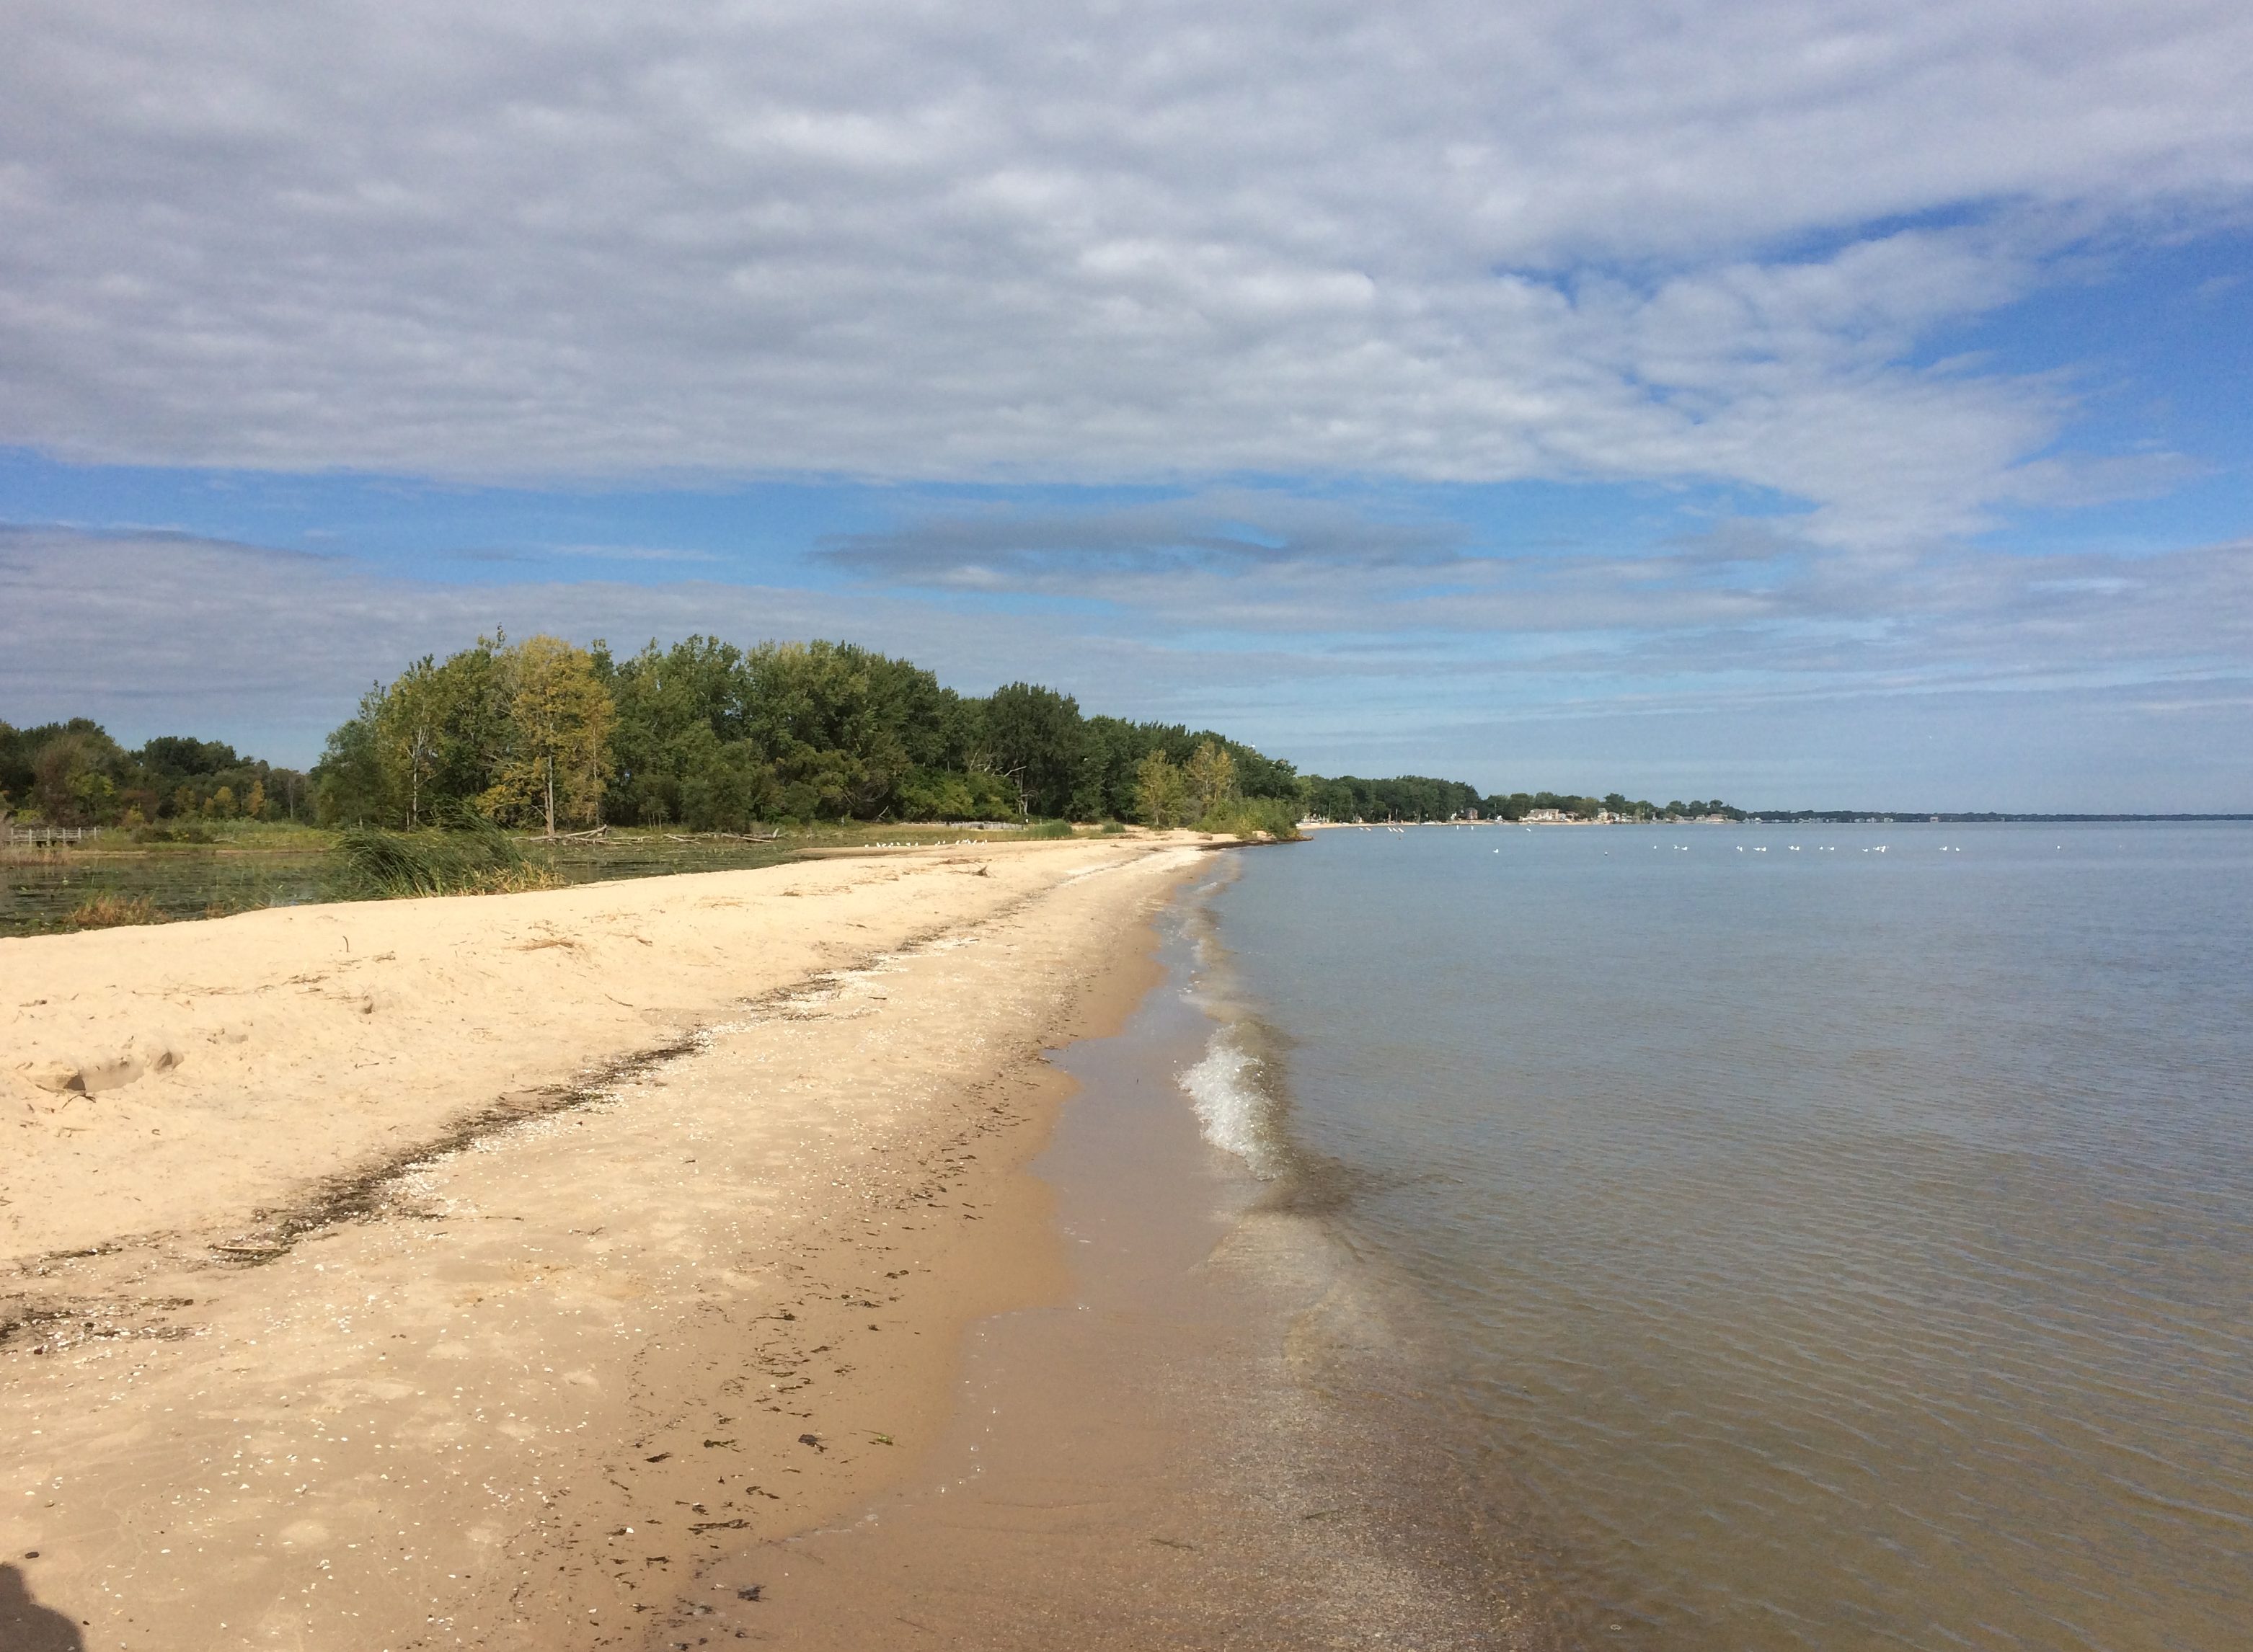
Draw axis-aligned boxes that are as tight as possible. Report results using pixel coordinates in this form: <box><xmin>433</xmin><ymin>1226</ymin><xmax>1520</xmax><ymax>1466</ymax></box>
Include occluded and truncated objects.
<box><xmin>1179</xmin><ymin>1023</ymin><xmax>1278</xmax><ymax>1177</ymax></box>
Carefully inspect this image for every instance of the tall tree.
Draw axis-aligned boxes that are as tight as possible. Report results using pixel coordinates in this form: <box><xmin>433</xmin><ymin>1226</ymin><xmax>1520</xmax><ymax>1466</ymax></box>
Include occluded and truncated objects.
<box><xmin>979</xmin><ymin>683</ymin><xmax>1085</xmax><ymax>818</ymax></box>
<box><xmin>482</xmin><ymin>636</ymin><xmax>615</xmax><ymax>836</ymax></box>
<box><xmin>1183</xmin><ymin>740</ymin><xmax>1238</xmax><ymax>822</ymax></box>
<box><xmin>373</xmin><ymin>656</ymin><xmax>446</xmax><ymax>828</ymax></box>
<box><xmin>315</xmin><ymin>699</ymin><xmax>386</xmax><ymax>826</ymax></box>
<box><xmin>1135</xmin><ymin>750</ymin><xmax>1188</xmax><ymax>827</ymax></box>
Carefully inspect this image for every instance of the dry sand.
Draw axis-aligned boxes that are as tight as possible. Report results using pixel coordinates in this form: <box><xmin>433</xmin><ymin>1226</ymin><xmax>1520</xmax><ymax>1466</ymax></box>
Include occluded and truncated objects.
<box><xmin>1</xmin><ymin>835</ymin><xmax>1207</xmax><ymax>1649</ymax></box>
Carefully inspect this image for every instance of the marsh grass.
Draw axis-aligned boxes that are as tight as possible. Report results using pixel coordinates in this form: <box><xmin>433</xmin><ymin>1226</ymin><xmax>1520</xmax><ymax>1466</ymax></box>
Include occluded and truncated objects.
<box><xmin>66</xmin><ymin>891</ymin><xmax>166</xmax><ymax>928</ymax></box>
<box><xmin>133</xmin><ymin>820</ymin><xmax>335</xmax><ymax>851</ymax></box>
<box><xmin>1024</xmin><ymin>818</ymin><xmax>1076</xmax><ymax>839</ymax></box>
<box><xmin>337</xmin><ymin>817</ymin><xmax>562</xmax><ymax>899</ymax></box>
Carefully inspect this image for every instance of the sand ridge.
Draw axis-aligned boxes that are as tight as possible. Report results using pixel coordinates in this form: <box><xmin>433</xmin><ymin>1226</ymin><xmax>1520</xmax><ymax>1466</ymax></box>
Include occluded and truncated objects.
<box><xmin>0</xmin><ymin>835</ymin><xmax>1206</xmax><ymax>1649</ymax></box>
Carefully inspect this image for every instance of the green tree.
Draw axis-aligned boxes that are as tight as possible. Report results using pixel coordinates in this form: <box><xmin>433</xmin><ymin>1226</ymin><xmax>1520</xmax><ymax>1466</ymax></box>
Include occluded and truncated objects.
<box><xmin>481</xmin><ymin>635</ymin><xmax>616</xmax><ymax>835</ymax></box>
<box><xmin>22</xmin><ymin>724</ymin><xmax>126</xmax><ymax>825</ymax></box>
<box><xmin>1135</xmin><ymin>750</ymin><xmax>1188</xmax><ymax>827</ymax></box>
<box><xmin>314</xmin><ymin>687</ymin><xmax>387</xmax><ymax>825</ymax></box>
<box><xmin>1183</xmin><ymin>740</ymin><xmax>1238</xmax><ymax>822</ymax></box>
<box><xmin>980</xmin><ymin>683</ymin><xmax>1084</xmax><ymax>818</ymax></box>
<box><xmin>374</xmin><ymin>656</ymin><xmax>448</xmax><ymax>828</ymax></box>
<box><xmin>603</xmin><ymin>636</ymin><xmax>761</xmax><ymax>822</ymax></box>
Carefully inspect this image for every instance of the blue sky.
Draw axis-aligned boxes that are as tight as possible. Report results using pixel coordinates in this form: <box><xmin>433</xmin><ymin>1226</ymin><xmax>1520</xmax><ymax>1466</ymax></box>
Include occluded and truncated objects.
<box><xmin>4</xmin><ymin>0</ymin><xmax>2250</xmax><ymax>809</ymax></box>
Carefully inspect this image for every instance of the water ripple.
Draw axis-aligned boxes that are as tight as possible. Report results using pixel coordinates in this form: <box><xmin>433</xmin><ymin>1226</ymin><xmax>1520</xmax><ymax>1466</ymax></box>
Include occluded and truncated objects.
<box><xmin>1214</xmin><ymin>822</ymin><xmax>2253</xmax><ymax>1652</ymax></box>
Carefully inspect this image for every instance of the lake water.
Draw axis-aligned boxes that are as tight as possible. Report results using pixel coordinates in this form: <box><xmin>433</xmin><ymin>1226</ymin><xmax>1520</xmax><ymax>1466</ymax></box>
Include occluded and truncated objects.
<box><xmin>1198</xmin><ymin>822</ymin><xmax>2253</xmax><ymax>1652</ymax></box>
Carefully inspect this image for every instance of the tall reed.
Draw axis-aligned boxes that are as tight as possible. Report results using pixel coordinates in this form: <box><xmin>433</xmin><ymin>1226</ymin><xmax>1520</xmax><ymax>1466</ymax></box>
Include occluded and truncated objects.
<box><xmin>336</xmin><ymin>814</ymin><xmax>561</xmax><ymax>899</ymax></box>
<box><xmin>66</xmin><ymin>892</ymin><xmax>165</xmax><ymax>928</ymax></box>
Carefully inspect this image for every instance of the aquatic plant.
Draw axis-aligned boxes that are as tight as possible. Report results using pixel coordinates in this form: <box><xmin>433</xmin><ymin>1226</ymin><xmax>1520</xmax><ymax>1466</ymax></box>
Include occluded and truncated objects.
<box><xmin>336</xmin><ymin>814</ymin><xmax>562</xmax><ymax>899</ymax></box>
<box><xmin>66</xmin><ymin>891</ymin><xmax>166</xmax><ymax>928</ymax></box>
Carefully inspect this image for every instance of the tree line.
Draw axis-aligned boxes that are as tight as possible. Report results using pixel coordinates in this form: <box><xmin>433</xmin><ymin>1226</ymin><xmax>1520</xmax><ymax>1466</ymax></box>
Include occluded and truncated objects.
<box><xmin>0</xmin><ymin>720</ymin><xmax>309</xmax><ymax>832</ymax></box>
<box><xmin>308</xmin><ymin>632</ymin><xmax>1307</xmax><ymax>834</ymax></box>
<box><xmin>1298</xmin><ymin>776</ymin><xmax>1741</xmax><ymax>823</ymax></box>
<box><xmin>4</xmin><ymin>631</ymin><xmax>1740</xmax><ymax>835</ymax></box>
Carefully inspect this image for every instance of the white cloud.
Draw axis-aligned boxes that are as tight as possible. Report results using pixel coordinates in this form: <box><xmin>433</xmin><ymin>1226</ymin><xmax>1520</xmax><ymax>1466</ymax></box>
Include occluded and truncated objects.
<box><xmin>817</xmin><ymin>488</ymin><xmax>2253</xmax><ymax>682</ymax></box>
<box><xmin>1</xmin><ymin>0</ymin><xmax>2247</xmax><ymax>543</ymax></box>
<box><xmin>0</xmin><ymin>525</ymin><xmax>1301</xmax><ymax>760</ymax></box>
<box><xmin>8</xmin><ymin>518</ymin><xmax>2247</xmax><ymax>786</ymax></box>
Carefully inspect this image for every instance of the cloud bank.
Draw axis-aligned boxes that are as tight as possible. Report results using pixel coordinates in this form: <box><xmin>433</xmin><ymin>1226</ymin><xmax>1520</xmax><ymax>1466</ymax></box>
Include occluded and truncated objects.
<box><xmin>4</xmin><ymin>0</ymin><xmax>2250</xmax><ymax>547</ymax></box>
<box><xmin>8</xmin><ymin>516</ymin><xmax>2247</xmax><ymax>809</ymax></box>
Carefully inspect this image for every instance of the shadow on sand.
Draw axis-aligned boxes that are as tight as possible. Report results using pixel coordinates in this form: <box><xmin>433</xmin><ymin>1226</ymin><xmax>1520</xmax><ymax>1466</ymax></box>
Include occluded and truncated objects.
<box><xmin>0</xmin><ymin>1563</ymin><xmax>84</xmax><ymax>1651</ymax></box>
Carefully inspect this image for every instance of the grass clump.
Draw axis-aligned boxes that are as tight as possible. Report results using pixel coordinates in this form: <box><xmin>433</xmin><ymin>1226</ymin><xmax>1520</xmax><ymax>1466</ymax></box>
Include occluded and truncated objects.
<box><xmin>337</xmin><ymin>816</ymin><xmax>562</xmax><ymax>899</ymax></box>
<box><xmin>1023</xmin><ymin>818</ymin><xmax>1076</xmax><ymax>840</ymax></box>
<box><xmin>66</xmin><ymin>892</ymin><xmax>166</xmax><ymax>928</ymax></box>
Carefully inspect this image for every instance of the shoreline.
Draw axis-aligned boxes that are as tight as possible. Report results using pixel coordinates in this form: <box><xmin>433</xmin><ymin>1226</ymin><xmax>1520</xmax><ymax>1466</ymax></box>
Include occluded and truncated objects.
<box><xmin>725</xmin><ymin>865</ymin><xmax>1551</xmax><ymax>1651</ymax></box>
<box><xmin>2</xmin><ymin>838</ymin><xmax>1205</xmax><ymax>1648</ymax></box>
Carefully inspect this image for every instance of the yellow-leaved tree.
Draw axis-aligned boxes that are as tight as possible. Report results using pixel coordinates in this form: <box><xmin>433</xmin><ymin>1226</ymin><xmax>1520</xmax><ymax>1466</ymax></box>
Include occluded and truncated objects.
<box><xmin>481</xmin><ymin>635</ymin><xmax>615</xmax><ymax>837</ymax></box>
<box><xmin>1183</xmin><ymin>740</ymin><xmax>1237</xmax><ymax>823</ymax></box>
<box><xmin>1135</xmin><ymin>750</ymin><xmax>1188</xmax><ymax>828</ymax></box>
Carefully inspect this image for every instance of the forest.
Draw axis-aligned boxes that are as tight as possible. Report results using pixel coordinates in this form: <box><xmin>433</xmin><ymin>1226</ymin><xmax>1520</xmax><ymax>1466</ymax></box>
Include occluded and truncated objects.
<box><xmin>285</xmin><ymin>632</ymin><xmax>1306</xmax><ymax>835</ymax></box>
<box><xmin>0</xmin><ymin>720</ymin><xmax>310</xmax><ymax>833</ymax></box>
<box><xmin>2</xmin><ymin>631</ymin><xmax>1719</xmax><ymax>834</ymax></box>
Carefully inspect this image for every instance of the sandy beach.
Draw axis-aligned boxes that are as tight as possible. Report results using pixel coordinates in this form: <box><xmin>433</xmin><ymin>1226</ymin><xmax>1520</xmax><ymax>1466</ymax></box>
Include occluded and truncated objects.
<box><xmin>3</xmin><ymin>835</ymin><xmax>1207</xmax><ymax>1649</ymax></box>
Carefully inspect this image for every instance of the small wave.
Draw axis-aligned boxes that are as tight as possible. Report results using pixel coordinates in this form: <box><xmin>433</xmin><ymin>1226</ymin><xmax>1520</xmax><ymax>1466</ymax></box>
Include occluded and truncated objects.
<box><xmin>1181</xmin><ymin>1023</ymin><xmax>1283</xmax><ymax>1177</ymax></box>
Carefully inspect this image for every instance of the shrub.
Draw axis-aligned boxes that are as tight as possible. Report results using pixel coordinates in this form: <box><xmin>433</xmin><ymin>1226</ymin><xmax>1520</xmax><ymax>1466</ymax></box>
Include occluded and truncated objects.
<box><xmin>1194</xmin><ymin>796</ymin><xmax>1303</xmax><ymax>842</ymax></box>
<box><xmin>133</xmin><ymin>824</ymin><xmax>216</xmax><ymax>845</ymax></box>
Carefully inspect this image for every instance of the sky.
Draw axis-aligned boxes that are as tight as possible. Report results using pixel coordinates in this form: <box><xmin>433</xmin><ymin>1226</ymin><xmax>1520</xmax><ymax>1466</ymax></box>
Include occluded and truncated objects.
<box><xmin>3</xmin><ymin>0</ymin><xmax>2250</xmax><ymax>809</ymax></box>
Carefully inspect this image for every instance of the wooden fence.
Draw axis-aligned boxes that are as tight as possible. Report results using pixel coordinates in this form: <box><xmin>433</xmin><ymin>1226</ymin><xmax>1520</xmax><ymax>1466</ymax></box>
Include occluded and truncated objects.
<box><xmin>3</xmin><ymin>825</ymin><xmax>100</xmax><ymax>847</ymax></box>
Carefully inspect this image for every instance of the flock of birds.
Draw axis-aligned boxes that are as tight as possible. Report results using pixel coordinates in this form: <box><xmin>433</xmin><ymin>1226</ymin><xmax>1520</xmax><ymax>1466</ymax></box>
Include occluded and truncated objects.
<box><xmin>1350</xmin><ymin>822</ymin><xmax>1991</xmax><ymax>856</ymax></box>
<box><xmin>1348</xmin><ymin>825</ymin><xmax>2095</xmax><ymax>858</ymax></box>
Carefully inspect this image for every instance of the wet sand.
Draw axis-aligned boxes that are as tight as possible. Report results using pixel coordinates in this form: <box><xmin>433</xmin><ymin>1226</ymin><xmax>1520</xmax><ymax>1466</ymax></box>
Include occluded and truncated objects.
<box><xmin>722</xmin><ymin>879</ymin><xmax>1557</xmax><ymax>1652</ymax></box>
<box><xmin>1</xmin><ymin>837</ymin><xmax>1205</xmax><ymax>1648</ymax></box>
